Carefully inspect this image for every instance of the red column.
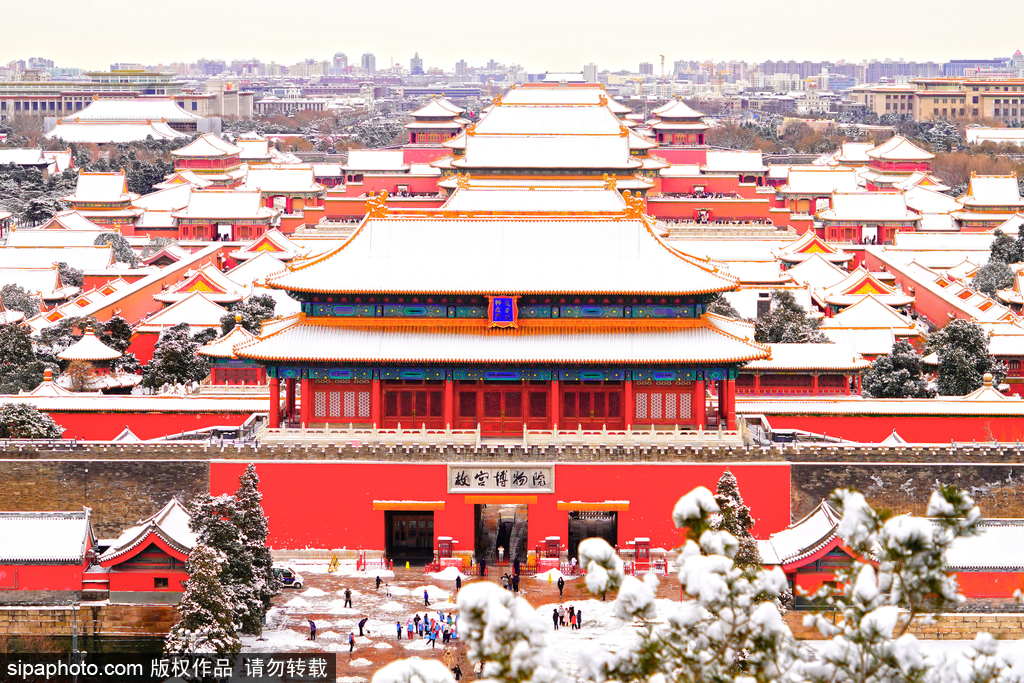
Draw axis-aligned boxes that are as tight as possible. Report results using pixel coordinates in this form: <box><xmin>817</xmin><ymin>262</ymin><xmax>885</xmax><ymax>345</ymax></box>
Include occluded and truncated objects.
<box><xmin>693</xmin><ymin>379</ymin><xmax>705</xmax><ymax>429</ymax></box>
<box><xmin>444</xmin><ymin>377</ymin><xmax>454</xmax><ymax>429</ymax></box>
<box><xmin>300</xmin><ymin>377</ymin><xmax>313</xmax><ymax>427</ymax></box>
<box><xmin>550</xmin><ymin>378</ymin><xmax>560</xmax><ymax>430</ymax></box>
<box><xmin>753</xmin><ymin>372</ymin><xmax>760</xmax><ymax>397</ymax></box>
<box><xmin>624</xmin><ymin>377</ymin><xmax>633</xmax><ymax>430</ymax></box>
<box><xmin>845</xmin><ymin>373</ymin><xmax>851</xmax><ymax>396</ymax></box>
<box><xmin>726</xmin><ymin>378</ymin><xmax>737</xmax><ymax>430</ymax></box>
<box><xmin>285</xmin><ymin>197</ymin><xmax>294</xmax><ymax>213</ymax></box>
<box><xmin>268</xmin><ymin>376</ymin><xmax>280</xmax><ymax>428</ymax></box>
<box><xmin>811</xmin><ymin>372</ymin><xmax>819</xmax><ymax>396</ymax></box>
<box><xmin>370</xmin><ymin>377</ymin><xmax>381</xmax><ymax>427</ymax></box>
<box><xmin>285</xmin><ymin>378</ymin><xmax>296</xmax><ymax>421</ymax></box>
<box><xmin>856</xmin><ymin>373</ymin><xmax>862</xmax><ymax>395</ymax></box>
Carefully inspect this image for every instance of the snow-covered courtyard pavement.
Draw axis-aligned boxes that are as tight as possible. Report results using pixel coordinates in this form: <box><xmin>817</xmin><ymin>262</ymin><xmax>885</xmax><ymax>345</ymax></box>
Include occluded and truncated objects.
<box><xmin>242</xmin><ymin>559</ymin><xmax>1024</xmax><ymax>680</ymax></box>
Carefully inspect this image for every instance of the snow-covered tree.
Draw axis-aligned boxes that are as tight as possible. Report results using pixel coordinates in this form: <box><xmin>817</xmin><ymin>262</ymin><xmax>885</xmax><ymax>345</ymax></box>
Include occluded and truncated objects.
<box><xmin>164</xmin><ymin>543</ymin><xmax>241</xmax><ymax>655</ymax></box>
<box><xmin>754</xmin><ymin>290</ymin><xmax>830</xmax><ymax>344</ymax></box>
<box><xmin>862</xmin><ymin>340</ymin><xmax>936</xmax><ymax>399</ymax></box>
<box><xmin>1</xmin><ymin>284</ymin><xmax>41</xmax><ymax>319</ymax></box>
<box><xmin>706</xmin><ymin>292</ymin><xmax>741</xmax><ymax>319</ymax></box>
<box><xmin>802</xmin><ymin>486</ymin><xmax>983</xmax><ymax>683</ymax></box>
<box><xmin>710</xmin><ymin>469</ymin><xmax>761</xmax><ymax>569</ymax></box>
<box><xmin>56</xmin><ymin>262</ymin><xmax>84</xmax><ymax>289</ymax></box>
<box><xmin>140</xmin><ymin>237</ymin><xmax>175</xmax><ymax>259</ymax></box>
<box><xmin>989</xmin><ymin>228</ymin><xmax>1020</xmax><ymax>265</ymax></box>
<box><xmin>220</xmin><ymin>294</ymin><xmax>276</xmax><ymax>335</ymax></box>
<box><xmin>142</xmin><ymin>323</ymin><xmax>211</xmax><ymax>389</ymax></box>
<box><xmin>0</xmin><ymin>403</ymin><xmax>63</xmax><ymax>438</ymax></box>
<box><xmin>0</xmin><ymin>323</ymin><xmax>46</xmax><ymax>394</ymax></box>
<box><xmin>972</xmin><ymin>258</ymin><xmax>1015</xmax><ymax>297</ymax></box>
<box><xmin>93</xmin><ymin>233</ymin><xmax>139</xmax><ymax>268</ymax></box>
<box><xmin>929</xmin><ymin>318</ymin><xmax>1005</xmax><ymax>395</ymax></box>
<box><xmin>233</xmin><ymin>464</ymin><xmax>280</xmax><ymax>624</ymax></box>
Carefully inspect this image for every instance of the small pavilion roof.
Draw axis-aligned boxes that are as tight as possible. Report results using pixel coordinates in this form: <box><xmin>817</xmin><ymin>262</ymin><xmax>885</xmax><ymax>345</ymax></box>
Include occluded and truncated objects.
<box><xmin>171</xmin><ymin>190</ymin><xmax>277</xmax><ymax>221</ymax></box>
<box><xmin>758</xmin><ymin>500</ymin><xmax>843</xmax><ymax>567</ymax></box>
<box><xmin>0</xmin><ymin>509</ymin><xmax>95</xmax><ymax>563</ymax></box>
<box><xmin>834</xmin><ymin>141</ymin><xmax>876</xmax><ymax>165</ymax></box>
<box><xmin>98</xmin><ymin>499</ymin><xmax>196</xmax><ymax>566</ymax></box>
<box><xmin>20</xmin><ymin>368</ymin><xmax>77</xmax><ymax>397</ymax></box>
<box><xmin>135</xmin><ymin>291</ymin><xmax>229</xmax><ymax>332</ymax></box>
<box><xmin>235</xmin><ymin>315</ymin><xmax>769</xmax><ymax>366</ymax></box>
<box><xmin>893</xmin><ymin>171</ymin><xmax>950</xmax><ymax>193</ymax></box>
<box><xmin>0</xmin><ymin>298</ymin><xmax>25</xmax><ymax>325</ymax></box>
<box><xmin>774</xmin><ymin>232</ymin><xmax>853</xmax><ymax>264</ymax></box>
<box><xmin>35</xmin><ymin>210</ymin><xmax>105</xmax><ymax>231</ymax></box>
<box><xmin>198</xmin><ymin>323</ymin><xmax>257</xmax><ymax>359</ymax></box>
<box><xmin>817</xmin><ymin>267</ymin><xmax>915</xmax><ymax>307</ymax></box>
<box><xmin>409</xmin><ymin>98</ymin><xmax>464</xmax><ymax>119</ymax></box>
<box><xmin>265</xmin><ymin>215</ymin><xmax>738</xmax><ymax>296</ymax></box>
<box><xmin>153</xmin><ymin>263</ymin><xmax>246</xmax><ymax>304</ymax></box>
<box><xmin>650</xmin><ymin>99</ymin><xmax>705</xmax><ymax>120</ymax></box>
<box><xmin>57</xmin><ymin>327</ymin><xmax>122</xmax><ymax>361</ymax></box>
<box><xmin>866</xmin><ymin>135</ymin><xmax>934</xmax><ymax>162</ymax></box>
<box><xmin>142</xmin><ymin>243</ymin><xmax>189</xmax><ymax>267</ymax></box>
<box><xmin>151</xmin><ymin>170</ymin><xmax>213</xmax><ymax>190</ymax></box>
<box><xmin>227</xmin><ymin>228</ymin><xmax>306</xmax><ymax>262</ymax></box>
<box><xmin>779</xmin><ymin>167</ymin><xmax>861</xmax><ymax>195</ymax></box>
<box><xmin>438</xmin><ymin>185</ymin><xmax>628</xmax><ymax>215</ymax></box>
<box><xmin>241</xmin><ymin>166</ymin><xmax>323</xmax><ymax>194</ymax></box>
<box><xmin>236</xmin><ymin>135</ymin><xmax>272</xmax><ymax>162</ymax></box>
<box><xmin>820</xmin><ymin>293</ymin><xmax>918</xmax><ymax>333</ymax></box>
<box><xmin>171</xmin><ymin>133</ymin><xmax>242</xmax><ymax>158</ymax></box>
<box><xmin>45</xmin><ymin>120</ymin><xmax>187</xmax><ymax>144</ymax></box>
<box><xmin>344</xmin><ymin>149</ymin><xmax>408</xmax><ymax>172</ymax></box>
<box><xmin>743</xmin><ymin>343</ymin><xmax>870</xmax><ymax>372</ymax></box>
<box><xmin>63</xmin><ymin>172</ymin><xmax>136</xmax><ymax>204</ymax></box>
<box><xmin>225</xmin><ymin>251</ymin><xmax>287</xmax><ymax>287</ymax></box>
<box><xmin>784</xmin><ymin>253</ymin><xmax>850</xmax><ymax>289</ymax></box>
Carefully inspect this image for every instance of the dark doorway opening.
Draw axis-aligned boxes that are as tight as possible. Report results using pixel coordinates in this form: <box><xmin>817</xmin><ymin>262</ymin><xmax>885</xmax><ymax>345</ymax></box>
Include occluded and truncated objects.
<box><xmin>567</xmin><ymin>510</ymin><xmax>618</xmax><ymax>559</ymax></box>
<box><xmin>385</xmin><ymin>511</ymin><xmax>434</xmax><ymax>565</ymax></box>
<box><xmin>474</xmin><ymin>503</ymin><xmax>528</xmax><ymax>566</ymax></box>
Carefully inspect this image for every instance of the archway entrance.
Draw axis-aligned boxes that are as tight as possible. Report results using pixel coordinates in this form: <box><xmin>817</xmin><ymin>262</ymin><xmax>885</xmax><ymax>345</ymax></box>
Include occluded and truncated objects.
<box><xmin>474</xmin><ymin>503</ymin><xmax>528</xmax><ymax>567</ymax></box>
<box><xmin>567</xmin><ymin>510</ymin><xmax>618</xmax><ymax>559</ymax></box>
<box><xmin>384</xmin><ymin>510</ymin><xmax>434</xmax><ymax>565</ymax></box>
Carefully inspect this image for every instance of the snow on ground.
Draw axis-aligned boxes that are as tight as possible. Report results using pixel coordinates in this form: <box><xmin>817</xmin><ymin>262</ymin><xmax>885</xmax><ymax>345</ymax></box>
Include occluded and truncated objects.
<box><xmin>412</xmin><ymin>585</ymin><xmax>451</xmax><ymax>601</ymax></box>
<box><xmin>350</xmin><ymin>659</ymin><xmax>372</xmax><ymax>667</ymax></box>
<box><xmin>428</xmin><ymin>567</ymin><xmax>467</xmax><ymax>580</ymax></box>
<box><xmin>336</xmin><ymin>677</ymin><xmax>366</xmax><ymax>683</ymax></box>
<box><xmin>379</xmin><ymin>600</ymin><xmax>405</xmax><ymax>612</ymax></box>
<box><xmin>284</xmin><ymin>596</ymin><xmax>309</xmax><ymax>608</ymax></box>
<box><xmin>534</xmin><ymin>569</ymin><xmax>566</xmax><ymax>581</ymax></box>
<box><xmin>291</xmin><ymin>560</ymin><xmax>395</xmax><ymax>578</ymax></box>
<box><xmin>302</xmin><ymin>587</ymin><xmax>327</xmax><ymax>597</ymax></box>
<box><xmin>373</xmin><ymin>642</ymin><xmax>393</xmax><ymax>649</ymax></box>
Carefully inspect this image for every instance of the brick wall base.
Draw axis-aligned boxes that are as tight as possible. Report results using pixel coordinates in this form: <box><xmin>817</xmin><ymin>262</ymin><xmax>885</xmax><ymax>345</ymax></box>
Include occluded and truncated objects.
<box><xmin>785</xmin><ymin>611</ymin><xmax>1024</xmax><ymax>640</ymax></box>
<box><xmin>0</xmin><ymin>603</ymin><xmax>178</xmax><ymax>637</ymax></box>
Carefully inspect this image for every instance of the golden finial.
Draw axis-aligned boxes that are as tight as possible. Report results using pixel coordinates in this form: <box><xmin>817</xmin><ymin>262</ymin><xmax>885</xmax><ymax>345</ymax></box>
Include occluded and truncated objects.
<box><xmin>493</xmin><ymin>93</ymin><xmax>502</xmax><ymax>106</ymax></box>
<box><xmin>465</xmin><ymin>123</ymin><xmax>477</xmax><ymax>136</ymax></box>
<box><xmin>456</xmin><ymin>174</ymin><xmax>470</xmax><ymax>189</ymax></box>
<box><xmin>618</xmin><ymin>124</ymin><xmax>629</xmax><ymax>137</ymax></box>
<box><xmin>598</xmin><ymin>94</ymin><xmax>608</xmax><ymax>106</ymax></box>
<box><xmin>603</xmin><ymin>174</ymin><xmax>617</xmax><ymax>191</ymax></box>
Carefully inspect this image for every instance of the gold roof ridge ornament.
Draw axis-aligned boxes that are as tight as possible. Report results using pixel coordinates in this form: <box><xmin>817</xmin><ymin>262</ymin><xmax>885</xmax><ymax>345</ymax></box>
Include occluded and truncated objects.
<box><xmin>456</xmin><ymin>174</ymin><xmax>470</xmax><ymax>189</ymax></box>
<box><xmin>598</xmin><ymin>94</ymin><xmax>608</xmax><ymax>106</ymax></box>
<box><xmin>622</xmin><ymin>190</ymin><xmax>645</xmax><ymax>218</ymax></box>
<box><xmin>618</xmin><ymin>124</ymin><xmax>629</xmax><ymax>137</ymax></box>
<box><xmin>603</xmin><ymin>174</ymin><xmax>617</xmax><ymax>191</ymax></box>
<box><xmin>366</xmin><ymin>190</ymin><xmax>389</xmax><ymax>218</ymax></box>
<box><xmin>465</xmin><ymin>123</ymin><xmax>477</xmax><ymax>136</ymax></box>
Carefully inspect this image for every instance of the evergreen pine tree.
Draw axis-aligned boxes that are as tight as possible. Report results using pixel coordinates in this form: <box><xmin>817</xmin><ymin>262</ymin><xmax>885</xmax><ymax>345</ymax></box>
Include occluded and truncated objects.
<box><xmin>142</xmin><ymin>323</ymin><xmax>211</xmax><ymax>389</ymax></box>
<box><xmin>754</xmin><ymin>290</ymin><xmax>830</xmax><ymax>344</ymax></box>
<box><xmin>164</xmin><ymin>544</ymin><xmax>241</xmax><ymax>655</ymax></box>
<box><xmin>705</xmin><ymin>292</ymin><xmax>741</xmax><ymax>319</ymax></box>
<box><xmin>862</xmin><ymin>340</ymin><xmax>936</xmax><ymax>398</ymax></box>
<box><xmin>989</xmin><ymin>228</ymin><xmax>1021</xmax><ymax>265</ymax></box>
<box><xmin>972</xmin><ymin>259</ymin><xmax>1015</xmax><ymax>297</ymax></box>
<box><xmin>930</xmin><ymin>318</ymin><xmax>1006</xmax><ymax>395</ymax></box>
<box><xmin>709</xmin><ymin>470</ymin><xmax>761</xmax><ymax>568</ymax></box>
<box><xmin>220</xmin><ymin>294</ymin><xmax>276</xmax><ymax>335</ymax></box>
<box><xmin>0</xmin><ymin>403</ymin><xmax>63</xmax><ymax>438</ymax></box>
<box><xmin>234</xmin><ymin>464</ymin><xmax>280</xmax><ymax>630</ymax></box>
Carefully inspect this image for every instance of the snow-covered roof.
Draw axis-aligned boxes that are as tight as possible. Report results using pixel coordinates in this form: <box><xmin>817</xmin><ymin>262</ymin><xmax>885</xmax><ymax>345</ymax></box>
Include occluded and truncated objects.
<box><xmin>98</xmin><ymin>499</ymin><xmax>196</xmax><ymax>565</ymax></box>
<box><xmin>43</xmin><ymin>150</ymin><xmax>74</xmax><ymax>174</ymax></box>
<box><xmin>225</xmin><ymin>252</ymin><xmax>287</xmax><ymax>287</ymax></box>
<box><xmin>743</xmin><ymin>343</ymin><xmax>869</xmax><ymax>371</ymax></box>
<box><xmin>784</xmin><ymin>254</ymin><xmax>850</xmax><ymax>289</ymax></box>
<box><xmin>659</xmin><ymin>164</ymin><xmax>703</xmax><ymax>178</ymax></box>
<box><xmin>439</xmin><ymin>186</ymin><xmax>627</xmax><ymax>214</ymax></box>
<box><xmin>67</xmin><ymin>98</ymin><xmax>203</xmax><ymax>123</ymax></box>
<box><xmin>892</xmin><ymin>171</ymin><xmax>949</xmax><ymax>193</ymax></box>
<box><xmin>946</xmin><ymin>522</ymin><xmax>1024</xmax><ymax>570</ymax></box>
<box><xmin>64</xmin><ymin>172</ymin><xmax>134</xmax><ymax>204</ymax></box>
<box><xmin>20</xmin><ymin>369</ymin><xmax>77</xmax><ymax>397</ymax></box>
<box><xmin>142</xmin><ymin>243</ymin><xmax>189</xmax><ymax>266</ymax></box>
<box><xmin>36</xmin><ymin>210</ymin><xmax>105</xmax><ymax>232</ymax></box>
<box><xmin>0</xmin><ymin>246</ymin><xmax>114</xmax><ymax>270</ymax></box>
<box><xmin>780</xmin><ymin>168</ymin><xmax>861</xmax><ymax>195</ymax></box>
<box><xmin>133</xmin><ymin>184</ymin><xmax>193</xmax><ymax>212</ymax></box>
<box><xmin>171</xmin><ymin>190</ymin><xmax>277</xmax><ymax>221</ymax></box>
<box><xmin>966</xmin><ymin>127</ymin><xmax>1024</xmax><ymax>145</ymax></box>
<box><xmin>241</xmin><ymin>166</ymin><xmax>323</xmax><ymax>194</ymax></box>
<box><xmin>152</xmin><ymin>170</ymin><xmax>213</xmax><ymax>191</ymax></box>
<box><xmin>500</xmin><ymin>84</ymin><xmax>631</xmax><ymax>114</ymax></box>
<box><xmin>6</xmin><ymin>227</ymin><xmax>112</xmax><ymax>248</ymax></box>
<box><xmin>819</xmin><ymin>293</ymin><xmax>917</xmax><ymax>332</ymax></box>
<box><xmin>153</xmin><ymin>263</ymin><xmax>246</xmax><ymax>304</ymax></box>
<box><xmin>0</xmin><ymin>148</ymin><xmax>47</xmax><ymax>166</ymax></box>
<box><xmin>820</xmin><ymin>327</ymin><xmax>897</xmax><ymax>357</ymax></box>
<box><xmin>135</xmin><ymin>291</ymin><xmax>228</xmax><ymax>332</ymax></box>
<box><xmin>227</xmin><ymin>228</ymin><xmax>305</xmax><ymax>262</ymax></box>
<box><xmin>834</xmin><ymin>141</ymin><xmax>876</xmax><ymax>165</ymax></box>
<box><xmin>701</xmin><ymin>150</ymin><xmax>768</xmax><ymax>174</ymax></box>
<box><xmin>866</xmin><ymin>135</ymin><xmax>934</xmax><ymax>162</ymax></box>
<box><xmin>344</xmin><ymin>150</ymin><xmax>408</xmax><ymax>172</ymax></box>
<box><xmin>757</xmin><ymin>500</ymin><xmax>842</xmax><ymax>566</ymax></box>
<box><xmin>0</xmin><ymin>266</ymin><xmax>78</xmax><ymax>301</ymax></box>
<box><xmin>817</xmin><ymin>267</ymin><xmax>914</xmax><ymax>307</ymax></box>
<box><xmin>235</xmin><ymin>315</ymin><xmax>769</xmax><ymax>365</ymax></box>
<box><xmin>57</xmin><ymin>328</ymin><xmax>122</xmax><ymax>361</ymax></box>
<box><xmin>0</xmin><ymin>510</ymin><xmax>94</xmax><ymax>563</ymax></box>
<box><xmin>46</xmin><ymin>120</ymin><xmax>188</xmax><ymax>143</ymax></box>
<box><xmin>473</xmin><ymin>104</ymin><xmax>626</xmax><ymax>136</ymax></box>
<box><xmin>454</xmin><ymin>135</ymin><xmax>639</xmax><ymax>170</ymax></box>
<box><xmin>818</xmin><ymin>192</ymin><xmax>920</xmax><ymax>223</ymax></box>
<box><xmin>171</xmin><ymin>133</ymin><xmax>242</xmax><ymax>158</ymax></box>
<box><xmin>960</xmin><ymin>174</ymin><xmax>1024</xmax><ymax>209</ymax></box>
<box><xmin>236</xmin><ymin>136</ymin><xmax>272</xmax><ymax>161</ymax></box>
<box><xmin>197</xmin><ymin>324</ymin><xmax>257</xmax><ymax>359</ymax></box>
<box><xmin>903</xmin><ymin>185</ymin><xmax>962</xmax><ymax>215</ymax></box>
<box><xmin>650</xmin><ymin>99</ymin><xmax>704</xmax><ymax>119</ymax></box>
<box><xmin>265</xmin><ymin>216</ymin><xmax>738</xmax><ymax>296</ymax></box>
<box><xmin>774</xmin><ymin>232</ymin><xmax>853</xmax><ymax>264</ymax></box>
<box><xmin>409</xmin><ymin>99</ymin><xmax>464</xmax><ymax>119</ymax></box>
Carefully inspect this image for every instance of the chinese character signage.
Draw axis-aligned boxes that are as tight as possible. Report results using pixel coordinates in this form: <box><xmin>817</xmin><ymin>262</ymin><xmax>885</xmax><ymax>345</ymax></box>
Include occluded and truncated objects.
<box><xmin>448</xmin><ymin>464</ymin><xmax>554</xmax><ymax>494</ymax></box>
<box><xmin>487</xmin><ymin>295</ymin><xmax>519</xmax><ymax>328</ymax></box>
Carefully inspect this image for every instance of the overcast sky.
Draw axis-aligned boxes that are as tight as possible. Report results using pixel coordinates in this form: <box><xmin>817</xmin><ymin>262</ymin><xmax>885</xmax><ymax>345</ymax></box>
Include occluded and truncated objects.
<box><xmin>7</xmin><ymin>0</ymin><xmax>1024</xmax><ymax>72</ymax></box>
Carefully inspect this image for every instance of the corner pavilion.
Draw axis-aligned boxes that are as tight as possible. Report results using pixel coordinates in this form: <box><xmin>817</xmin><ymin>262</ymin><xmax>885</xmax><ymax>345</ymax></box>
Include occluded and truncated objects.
<box><xmin>236</xmin><ymin>184</ymin><xmax>769</xmax><ymax>436</ymax></box>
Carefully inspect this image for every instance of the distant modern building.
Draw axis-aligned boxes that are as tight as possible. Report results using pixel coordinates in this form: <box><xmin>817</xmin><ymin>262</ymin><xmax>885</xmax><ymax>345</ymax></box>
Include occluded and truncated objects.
<box><xmin>583</xmin><ymin>63</ymin><xmax>599</xmax><ymax>83</ymax></box>
<box><xmin>944</xmin><ymin>57</ymin><xmax>1010</xmax><ymax>77</ymax></box>
<box><xmin>361</xmin><ymin>52</ymin><xmax>376</xmax><ymax>72</ymax></box>
<box><xmin>639</xmin><ymin>62</ymin><xmax>654</xmax><ymax>76</ymax></box>
<box><xmin>410</xmin><ymin>53</ymin><xmax>424</xmax><ymax>76</ymax></box>
<box><xmin>333</xmin><ymin>52</ymin><xmax>349</xmax><ymax>72</ymax></box>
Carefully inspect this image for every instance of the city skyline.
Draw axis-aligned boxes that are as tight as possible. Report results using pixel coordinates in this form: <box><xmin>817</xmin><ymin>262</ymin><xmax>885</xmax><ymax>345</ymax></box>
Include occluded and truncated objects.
<box><xmin>5</xmin><ymin>0</ymin><xmax>1024</xmax><ymax>72</ymax></box>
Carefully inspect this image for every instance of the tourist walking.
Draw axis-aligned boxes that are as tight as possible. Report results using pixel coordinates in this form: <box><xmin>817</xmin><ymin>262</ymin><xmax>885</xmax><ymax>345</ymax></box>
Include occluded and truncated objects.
<box><xmin>552</xmin><ymin>608</ymin><xmax>559</xmax><ymax>630</ymax></box>
<box><xmin>443</xmin><ymin>649</ymin><xmax>455</xmax><ymax>670</ymax></box>
<box><xmin>376</xmin><ymin>575</ymin><xmax>382</xmax><ymax>591</ymax></box>
<box><xmin>308</xmin><ymin>619</ymin><xmax>316</xmax><ymax>641</ymax></box>
<box><xmin>456</xmin><ymin>575</ymin><xmax>462</xmax><ymax>592</ymax></box>
<box><xmin>424</xmin><ymin>588</ymin><xmax>431</xmax><ymax>606</ymax></box>
<box><xmin>576</xmin><ymin>608</ymin><xmax>583</xmax><ymax>629</ymax></box>
<box><xmin>557</xmin><ymin>576</ymin><xmax>565</xmax><ymax>598</ymax></box>
<box><xmin>349</xmin><ymin>632</ymin><xmax>355</xmax><ymax>652</ymax></box>
<box><xmin>397</xmin><ymin>621</ymin><xmax>403</xmax><ymax>640</ymax></box>
<box><xmin>407</xmin><ymin>619</ymin><xmax>414</xmax><ymax>639</ymax></box>
<box><xmin>513</xmin><ymin>554</ymin><xmax>520</xmax><ymax>576</ymax></box>
<box><xmin>344</xmin><ymin>587</ymin><xmax>353</xmax><ymax>608</ymax></box>
<box><xmin>511</xmin><ymin>574</ymin><xmax>519</xmax><ymax>593</ymax></box>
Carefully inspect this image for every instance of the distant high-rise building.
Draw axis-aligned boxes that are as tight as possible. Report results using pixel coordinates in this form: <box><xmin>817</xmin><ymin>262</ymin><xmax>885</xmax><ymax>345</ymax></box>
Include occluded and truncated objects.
<box><xmin>639</xmin><ymin>62</ymin><xmax>654</xmax><ymax>75</ymax></box>
<box><xmin>455</xmin><ymin>60</ymin><xmax>468</xmax><ymax>78</ymax></box>
<box><xmin>487</xmin><ymin>59</ymin><xmax>498</xmax><ymax>70</ymax></box>
<box><xmin>1014</xmin><ymin>50</ymin><xmax>1024</xmax><ymax>77</ymax></box>
<box><xmin>334</xmin><ymin>52</ymin><xmax>349</xmax><ymax>71</ymax></box>
<box><xmin>361</xmin><ymin>52</ymin><xmax>376</xmax><ymax>72</ymax></box>
<box><xmin>410</xmin><ymin>52</ymin><xmax>424</xmax><ymax>76</ymax></box>
<box><xmin>943</xmin><ymin>57</ymin><xmax>1010</xmax><ymax>77</ymax></box>
<box><xmin>583</xmin><ymin>63</ymin><xmax>598</xmax><ymax>83</ymax></box>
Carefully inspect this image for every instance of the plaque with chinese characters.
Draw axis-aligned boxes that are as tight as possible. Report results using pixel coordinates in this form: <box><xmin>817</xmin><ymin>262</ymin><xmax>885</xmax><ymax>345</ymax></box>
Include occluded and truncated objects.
<box><xmin>448</xmin><ymin>464</ymin><xmax>554</xmax><ymax>494</ymax></box>
<box><xmin>486</xmin><ymin>295</ymin><xmax>519</xmax><ymax>328</ymax></box>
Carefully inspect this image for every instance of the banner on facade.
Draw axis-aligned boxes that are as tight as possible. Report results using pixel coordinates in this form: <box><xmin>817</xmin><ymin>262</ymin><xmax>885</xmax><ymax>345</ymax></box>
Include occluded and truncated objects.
<box><xmin>447</xmin><ymin>464</ymin><xmax>554</xmax><ymax>494</ymax></box>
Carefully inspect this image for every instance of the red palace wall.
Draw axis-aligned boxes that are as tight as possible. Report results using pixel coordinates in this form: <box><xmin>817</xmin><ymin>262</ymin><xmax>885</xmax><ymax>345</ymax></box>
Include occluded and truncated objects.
<box><xmin>755</xmin><ymin>413</ymin><xmax>1024</xmax><ymax>443</ymax></box>
<box><xmin>0</xmin><ymin>564</ymin><xmax>86</xmax><ymax>591</ymax></box>
<box><xmin>325</xmin><ymin>196</ymin><xmax>445</xmax><ymax>220</ymax></box>
<box><xmin>47</xmin><ymin>410</ymin><xmax>255</xmax><ymax>441</ymax></box>
<box><xmin>647</xmin><ymin>198</ymin><xmax>773</xmax><ymax>221</ymax></box>
<box><xmin>403</xmin><ymin>147</ymin><xmax>452</xmax><ymax>164</ymax></box>
<box><xmin>209</xmin><ymin>461</ymin><xmax>791</xmax><ymax>552</ymax></box>
<box><xmin>107</xmin><ymin>569</ymin><xmax>188</xmax><ymax>593</ymax></box>
<box><xmin>955</xmin><ymin>572</ymin><xmax>1024</xmax><ymax>599</ymax></box>
<box><xmin>651</xmin><ymin>148</ymin><xmax>708</xmax><ymax>165</ymax></box>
